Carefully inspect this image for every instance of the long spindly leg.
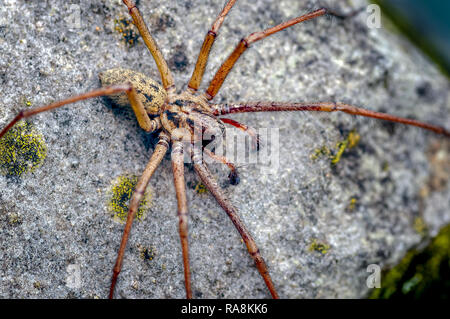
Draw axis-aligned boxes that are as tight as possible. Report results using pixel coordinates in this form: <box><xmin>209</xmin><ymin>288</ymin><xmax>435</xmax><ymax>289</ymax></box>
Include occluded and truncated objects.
<box><xmin>192</xmin><ymin>149</ymin><xmax>279</xmax><ymax>298</ymax></box>
<box><xmin>203</xmin><ymin>8</ymin><xmax>327</xmax><ymax>100</ymax></box>
<box><xmin>212</xmin><ymin>101</ymin><xmax>450</xmax><ymax>136</ymax></box>
<box><xmin>122</xmin><ymin>0</ymin><xmax>175</xmax><ymax>92</ymax></box>
<box><xmin>187</xmin><ymin>0</ymin><xmax>238</xmax><ymax>92</ymax></box>
<box><xmin>171</xmin><ymin>140</ymin><xmax>193</xmax><ymax>298</ymax></box>
<box><xmin>109</xmin><ymin>132</ymin><xmax>170</xmax><ymax>299</ymax></box>
<box><xmin>220</xmin><ymin>117</ymin><xmax>260</xmax><ymax>150</ymax></box>
<box><xmin>203</xmin><ymin>147</ymin><xmax>240</xmax><ymax>185</ymax></box>
<box><xmin>0</xmin><ymin>84</ymin><xmax>159</xmax><ymax>139</ymax></box>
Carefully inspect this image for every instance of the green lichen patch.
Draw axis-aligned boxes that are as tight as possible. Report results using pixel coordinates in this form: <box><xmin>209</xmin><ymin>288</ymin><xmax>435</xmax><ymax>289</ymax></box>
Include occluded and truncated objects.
<box><xmin>369</xmin><ymin>223</ymin><xmax>450</xmax><ymax>299</ymax></box>
<box><xmin>310</xmin><ymin>129</ymin><xmax>360</xmax><ymax>166</ymax></box>
<box><xmin>0</xmin><ymin>121</ymin><xmax>48</xmax><ymax>177</ymax></box>
<box><xmin>308</xmin><ymin>239</ymin><xmax>330</xmax><ymax>255</ymax></box>
<box><xmin>107</xmin><ymin>175</ymin><xmax>151</xmax><ymax>223</ymax></box>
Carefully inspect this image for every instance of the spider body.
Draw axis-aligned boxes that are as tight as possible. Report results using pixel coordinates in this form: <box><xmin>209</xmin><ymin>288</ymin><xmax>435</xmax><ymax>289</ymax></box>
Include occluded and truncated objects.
<box><xmin>99</xmin><ymin>68</ymin><xmax>166</xmax><ymax>115</ymax></box>
<box><xmin>99</xmin><ymin>68</ymin><xmax>224</xmax><ymax>141</ymax></box>
<box><xmin>0</xmin><ymin>0</ymin><xmax>449</xmax><ymax>299</ymax></box>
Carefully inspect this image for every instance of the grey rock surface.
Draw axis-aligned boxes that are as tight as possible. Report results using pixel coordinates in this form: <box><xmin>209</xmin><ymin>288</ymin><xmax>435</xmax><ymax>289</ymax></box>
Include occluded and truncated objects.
<box><xmin>0</xmin><ymin>0</ymin><xmax>449</xmax><ymax>298</ymax></box>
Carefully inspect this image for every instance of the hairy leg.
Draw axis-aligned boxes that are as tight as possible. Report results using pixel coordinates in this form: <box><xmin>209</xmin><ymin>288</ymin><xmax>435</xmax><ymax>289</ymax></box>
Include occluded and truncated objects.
<box><xmin>188</xmin><ymin>0</ymin><xmax>238</xmax><ymax>92</ymax></box>
<box><xmin>220</xmin><ymin>117</ymin><xmax>260</xmax><ymax>150</ymax></box>
<box><xmin>109</xmin><ymin>132</ymin><xmax>170</xmax><ymax>298</ymax></box>
<box><xmin>171</xmin><ymin>140</ymin><xmax>193</xmax><ymax>298</ymax></box>
<box><xmin>204</xmin><ymin>8</ymin><xmax>327</xmax><ymax>100</ymax></box>
<box><xmin>203</xmin><ymin>147</ymin><xmax>240</xmax><ymax>185</ymax></box>
<box><xmin>122</xmin><ymin>0</ymin><xmax>175</xmax><ymax>91</ymax></box>
<box><xmin>192</xmin><ymin>148</ymin><xmax>279</xmax><ymax>298</ymax></box>
<box><xmin>212</xmin><ymin>101</ymin><xmax>450</xmax><ymax>136</ymax></box>
<box><xmin>0</xmin><ymin>84</ymin><xmax>158</xmax><ymax>139</ymax></box>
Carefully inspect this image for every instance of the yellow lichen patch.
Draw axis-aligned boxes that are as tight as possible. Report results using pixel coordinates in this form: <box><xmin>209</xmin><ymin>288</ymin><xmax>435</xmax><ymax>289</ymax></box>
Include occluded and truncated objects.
<box><xmin>331</xmin><ymin>130</ymin><xmax>360</xmax><ymax>165</ymax></box>
<box><xmin>310</xmin><ymin>145</ymin><xmax>331</xmax><ymax>161</ymax></box>
<box><xmin>33</xmin><ymin>281</ymin><xmax>42</xmax><ymax>290</ymax></box>
<box><xmin>0</xmin><ymin>121</ymin><xmax>47</xmax><ymax>177</ymax></box>
<box><xmin>346</xmin><ymin>130</ymin><xmax>360</xmax><ymax>149</ymax></box>
<box><xmin>308</xmin><ymin>239</ymin><xmax>330</xmax><ymax>254</ymax></box>
<box><xmin>194</xmin><ymin>181</ymin><xmax>208</xmax><ymax>194</ymax></box>
<box><xmin>19</xmin><ymin>96</ymin><xmax>32</xmax><ymax>108</ymax></box>
<box><xmin>107</xmin><ymin>175</ymin><xmax>151</xmax><ymax>223</ymax></box>
<box><xmin>114</xmin><ymin>16</ymin><xmax>139</xmax><ymax>47</ymax></box>
<box><xmin>310</xmin><ymin>129</ymin><xmax>360</xmax><ymax>166</ymax></box>
<box><xmin>8</xmin><ymin>212</ymin><xmax>22</xmax><ymax>226</ymax></box>
<box><xmin>348</xmin><ymin>197</ymin><xmax>358</xmax><ymax>211</ymax></box>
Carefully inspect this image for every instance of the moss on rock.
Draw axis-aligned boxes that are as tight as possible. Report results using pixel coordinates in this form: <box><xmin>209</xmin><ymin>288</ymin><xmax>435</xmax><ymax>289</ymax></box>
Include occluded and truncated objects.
<box><xmin>370</xmin><ymin>224</ymin><xmax>450</xmax><ymax>299</ymax></box>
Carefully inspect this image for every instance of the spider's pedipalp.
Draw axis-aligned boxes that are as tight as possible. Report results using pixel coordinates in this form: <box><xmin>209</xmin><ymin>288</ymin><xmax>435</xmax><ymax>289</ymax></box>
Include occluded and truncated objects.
<box><xmin>220</xmin><ymin>117</ymin><xmax>260</xmax><ymax>151</ymax></box>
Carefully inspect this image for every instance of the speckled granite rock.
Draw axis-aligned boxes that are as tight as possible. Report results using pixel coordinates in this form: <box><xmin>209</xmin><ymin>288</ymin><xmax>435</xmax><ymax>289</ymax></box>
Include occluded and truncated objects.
<box><xmin>0</xmin><ymin>0</ymin><xmax>448</xmax><ymax>298</ymax></box>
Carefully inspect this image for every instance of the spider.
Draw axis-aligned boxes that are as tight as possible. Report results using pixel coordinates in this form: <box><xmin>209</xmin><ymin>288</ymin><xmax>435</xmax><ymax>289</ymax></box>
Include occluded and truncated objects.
<box><xmin>0</xmin><ymin>0</ymin><xmax>449</xmax><ymax>298</ymax></box>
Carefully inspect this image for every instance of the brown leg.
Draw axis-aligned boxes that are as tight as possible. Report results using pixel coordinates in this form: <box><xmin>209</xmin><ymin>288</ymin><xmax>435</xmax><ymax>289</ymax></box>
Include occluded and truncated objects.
<box><xmin>192</xmin><ymin>149</ymin><xmax>279</xmax><ymax>298</ymax></box>
<box><xmin>188</xmin><ymin>0</ymin><xmax>238</xmax><ymax>92</ymax></box>
<box><xmin>109</xmin><ymin>132</ymin><xmax>169</xmax><ymax>299</ymax></box>
<box><xmin>221</xmin><ymin>117</ymin><xmax>260</xmax><ymax>150</ymax></box>
<box><xmin>203</xmin><ymin>148</ymin><xmax>240</xmax><ymax>185</ymax></box>
<box><xmin>0</xmin><ymin>84</ymin><xmax>157</xmax><ymax>139</ymax></box>
<box><xmin>171</xmin><ymin>140</ymin><xmax>193</xmax><ymax>298</ymax></box>
<box><xmin>122</xmin><ymin>0</ymin><xmax>175</xmax><ymax>92</ymax></box>
<box><xmin>212</xmin><ymin>101</ymin><xmax>450</xmax><ymax>136</ymax></box>
<box><xmin>204</xmin><ymin>8</ymin><xmax>327</xmax><ymax>100</ymax></box>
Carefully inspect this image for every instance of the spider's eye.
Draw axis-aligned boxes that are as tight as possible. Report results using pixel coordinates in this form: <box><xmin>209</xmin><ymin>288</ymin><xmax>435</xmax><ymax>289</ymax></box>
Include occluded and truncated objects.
<box><xmin>99</xmin><ymin>67</ymin><xmax>166</xmax><ymax>115</ymax></box>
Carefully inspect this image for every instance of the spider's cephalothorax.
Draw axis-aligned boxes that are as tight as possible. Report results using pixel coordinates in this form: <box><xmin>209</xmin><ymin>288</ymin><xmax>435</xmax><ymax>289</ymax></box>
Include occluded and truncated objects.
<box><xmin>160</xmin><ymin>90</ymin><xmax>224</xmax><ymax>140</ymax></box>
<box><xmin>0</xmin><ymin>0</ymin><xmax>449</xmax><ymax>299</ymax></box>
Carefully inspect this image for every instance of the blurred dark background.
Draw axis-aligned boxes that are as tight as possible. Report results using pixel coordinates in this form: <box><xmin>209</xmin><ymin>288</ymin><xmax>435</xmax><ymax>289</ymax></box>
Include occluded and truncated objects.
<box><xmin>374</xmin><ymin>0</ymin><xmax>450</xmax><ymax>77</ymax></box>
<box><xmin>369</xmin><ymin>0</ymin><xmax>450</xmax><ymax>300</ymax></box>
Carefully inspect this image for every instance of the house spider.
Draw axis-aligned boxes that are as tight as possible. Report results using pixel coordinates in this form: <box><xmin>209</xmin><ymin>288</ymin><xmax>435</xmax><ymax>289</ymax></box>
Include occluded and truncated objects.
<box><xmin>0</xmin><ymin>0</ymin><xmax>449</xmax><ymax>298</ymax></box>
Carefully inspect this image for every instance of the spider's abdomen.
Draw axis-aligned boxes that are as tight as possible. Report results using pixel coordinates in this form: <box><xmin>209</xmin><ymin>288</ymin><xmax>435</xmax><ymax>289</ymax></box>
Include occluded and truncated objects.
<box><xmin>99</xmin><ymin>67</ymin><xmax>166</xmax><ymax>115</ymax></box>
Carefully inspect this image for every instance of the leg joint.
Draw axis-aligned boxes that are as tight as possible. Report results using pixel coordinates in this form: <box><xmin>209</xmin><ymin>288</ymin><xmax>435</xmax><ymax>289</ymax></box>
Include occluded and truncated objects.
<box><xmin>123</xmin><ymin>0</ymin><xmax>137</xmax><ymax>10</ymax></box>
<box><xmin>241</xmin><ymin>38</ymin><xmax>250</xmax><ymax>48</ymax></box>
